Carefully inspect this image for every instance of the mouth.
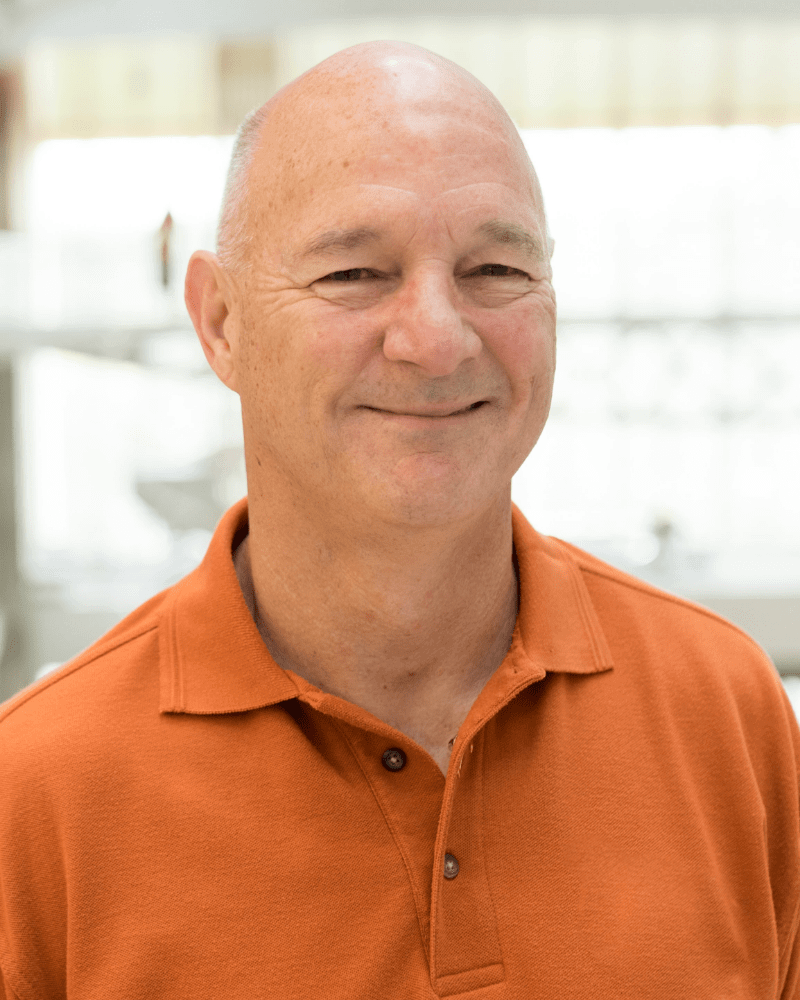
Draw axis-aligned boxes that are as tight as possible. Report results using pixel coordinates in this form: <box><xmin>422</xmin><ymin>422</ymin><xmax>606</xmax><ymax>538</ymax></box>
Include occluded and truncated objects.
<box><xmin>364</xmin><ymin>401</ymin><xmax>487</xmax><ymax>418</ymax></box>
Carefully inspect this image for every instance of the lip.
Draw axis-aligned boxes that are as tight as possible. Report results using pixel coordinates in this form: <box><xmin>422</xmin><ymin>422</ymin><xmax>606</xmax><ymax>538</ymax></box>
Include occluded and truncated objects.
<box><xmin>363</xmin><ymin>401</ymin><xmax>487</xmax><ymax>418</ymax></box>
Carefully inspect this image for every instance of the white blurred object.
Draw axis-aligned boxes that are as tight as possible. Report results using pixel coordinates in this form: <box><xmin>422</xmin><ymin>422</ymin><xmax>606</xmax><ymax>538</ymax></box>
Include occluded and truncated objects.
<box><xmin>26</xmin><ymin>136</ymin><xmax>234</xmax><ymax>235</ymax></box>
<box><xmin>522</xmin><ymin>124</ymin><xmax>800</xmax><ymax>319</ymax></box>
<box><xmin>2</xmin><ymin>126</ymin><xmax>797</xmax><ymax>333</ymax></box>
<box><xmin>34</xmin><ymin>661</ymin><xmax>62</xmax><ymax>681</ymax></box>
<box><xmin>3</xmin><ymin>124</ymin><xmax>798</xmax><ymax>621</ymax></box>
<box><xmin>781</xmin><ymin>677</ymin><xmax>800</xmax><ymax>722</ymax></box>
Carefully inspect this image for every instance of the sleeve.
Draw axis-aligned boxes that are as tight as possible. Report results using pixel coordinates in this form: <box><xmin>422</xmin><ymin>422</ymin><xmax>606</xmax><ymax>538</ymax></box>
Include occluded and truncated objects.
<box><xmin>0</xmin><ymin>716</ymin><xmax>67</xmax><ymax>1000</ymax></box>
<box><xmin>774</xmin><ymin>682</ymin><xmax>800</xmax><ymax>1000</ymax></box>
<box><xmin>781</xmin><ymin>904</ymin><xmax>800</xmax><ymax>1000</ymax></box>
<box><xmin>0</xmin><ymin>966</ymin><xmax>16</xmax><ymax>1000</ymax></box>
<box><xmin>0</xmin><ymin>940</ymin><xmax>24</xmax><ymax>1000</ymax></box>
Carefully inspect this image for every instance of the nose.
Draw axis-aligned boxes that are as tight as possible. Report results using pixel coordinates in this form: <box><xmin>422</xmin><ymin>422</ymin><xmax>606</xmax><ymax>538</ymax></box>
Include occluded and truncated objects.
<box><xmin>381</xmin><ymin>268</ymin><xmax>482</xmax><ymax>377</ymax></box>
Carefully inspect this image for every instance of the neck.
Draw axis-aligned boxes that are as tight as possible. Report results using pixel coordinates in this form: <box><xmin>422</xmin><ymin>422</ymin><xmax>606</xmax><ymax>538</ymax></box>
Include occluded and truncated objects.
<box><xmin>234</xmin><ymin>491</ymin><xmax>519</xmax><ymax>751</ymax></box>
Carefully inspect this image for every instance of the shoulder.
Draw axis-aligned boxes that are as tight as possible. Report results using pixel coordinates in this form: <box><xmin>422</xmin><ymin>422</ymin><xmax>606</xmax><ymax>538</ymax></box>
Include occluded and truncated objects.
<box><xmin>552</xmin><ymin>535</ymin><xmax>773</xmax><ymax>660</ymax></box>
<box><xmin>549</xmin><ymin>534</ymin><xmax>786</xmax><ymax>700</ymax></box>
<box><xmin>0</xmin><ymin>585</ymin><xmax>179</xmax><ymax>1000</ymax></box>
<box><xmin>545</xmin><ymin>535</ymin><xmax>800</xmax><ymax>803</ymax></box>
<box><xmin>0</xmin><ymin>585</ymin><xmax>172</xmax><ymax>778</ymax></box>
<box><xmin>549</xmin><ymin>537</ymin><xmax>800</xmax><ymax>966</ymax></box>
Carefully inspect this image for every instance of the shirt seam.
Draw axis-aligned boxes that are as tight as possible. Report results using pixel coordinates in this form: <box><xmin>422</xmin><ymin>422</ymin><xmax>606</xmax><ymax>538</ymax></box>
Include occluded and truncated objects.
<box><xmin>0</xmin><ymin>622</ymin><xmax>159</xmax><ymax>726</ymax></box>
<box><xmin>436</xmin><ymin>960</ymin><xmax>506</xmax><ymax>977</ymax></box>
<box><xmin>166</xmin><ymin>588</ymin><xmax>184</xmax><ymax>710</ymax></box>
<box><xmin>779</xmin><ymin>890</ymin><xmax>800</xmax><ymax>990</ymax></box>
<box><xmin>477</xmin><ymin>729</ymin><xmax>506</xmax><ymax>975</ymax></box>
<box><xmin>560</xmin><ymin>550</ymin><xmax>614</xmax><ymax>670</ymax></box>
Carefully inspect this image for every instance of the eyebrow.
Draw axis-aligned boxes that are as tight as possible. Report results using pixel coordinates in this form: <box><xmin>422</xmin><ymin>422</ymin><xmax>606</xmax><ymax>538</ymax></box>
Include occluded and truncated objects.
<box><xmin>292</xmin><ymin>220</ymin><xmax>546</xmax><ymax>263</ymax></box>
<box><xmin>294</xmin><ymin>227</ymin><xmax>383</xmax><ymax>260</ymax></box>
<box><xmin>476</xmin><ymin>220</ymin><xmax>547</xmax><ymax>262</ymax></box>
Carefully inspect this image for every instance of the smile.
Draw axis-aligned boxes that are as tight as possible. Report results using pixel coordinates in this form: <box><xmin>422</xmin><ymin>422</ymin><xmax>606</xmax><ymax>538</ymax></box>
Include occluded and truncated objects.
<box><xmin>364</xmin><ymin>401</ymin><xmax>487</xmax><ymax>418</ymax></box>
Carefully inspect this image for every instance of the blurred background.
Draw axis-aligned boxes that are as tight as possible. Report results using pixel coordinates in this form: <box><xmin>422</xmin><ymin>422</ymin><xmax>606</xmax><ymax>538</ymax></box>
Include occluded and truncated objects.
<box><xmin>0</xmin><ymin>0</ymin><xmax>798</xmax><ymax>712</ymax></box>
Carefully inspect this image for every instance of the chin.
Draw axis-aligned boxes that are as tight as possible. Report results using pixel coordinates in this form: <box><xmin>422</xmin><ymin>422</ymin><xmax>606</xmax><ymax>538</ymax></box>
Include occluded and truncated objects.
<box><xmin>370</xmin><ymin>466</ymin><xmax>500</xmax><ymax>528</ymax></box>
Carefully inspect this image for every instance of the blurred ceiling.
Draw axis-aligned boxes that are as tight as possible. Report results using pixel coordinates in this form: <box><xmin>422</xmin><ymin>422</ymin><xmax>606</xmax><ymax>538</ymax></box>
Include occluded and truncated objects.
<box><xmin>2</xmin><ymin>0</ymin><xmax>800</xmax><ymax>60</ymax></box>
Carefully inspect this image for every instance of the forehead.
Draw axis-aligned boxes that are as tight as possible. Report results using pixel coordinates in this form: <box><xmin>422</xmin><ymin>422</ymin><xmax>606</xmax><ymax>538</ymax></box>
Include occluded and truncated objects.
<box><xmin>286</xmin><ymin>216</ymin><xmax>549</xmax><ymax>275</ymax></box>
<box><xmin>249</xmin><ymin>103</ymin><xmax>540</xmax><ymax>254</ymax></box>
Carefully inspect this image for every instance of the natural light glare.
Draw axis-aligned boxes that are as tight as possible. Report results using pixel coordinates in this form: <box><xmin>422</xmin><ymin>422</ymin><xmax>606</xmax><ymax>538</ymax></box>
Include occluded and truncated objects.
<box><xmin>15</xmin><ymin>126</ymin><xmax>800</xmax><ymax>596</ymax></box>
<box><xmin>522</xmin><ymin>124</ymin><xmax>800</xmax><ymax>317</ymax></box>
<box><xmin>17</xmin><ymin>347</ymin><xmax>242</xmax><ymax>573</ymax></box>
<box><xmin>26</xmin><ymin>135</ymin><xmax>235</xmax><ymax>234</ymax></box>
<box><xmin>20</xmin><ymin>127</ymin><xmax>800</xmax><ymax>320</ymax></box>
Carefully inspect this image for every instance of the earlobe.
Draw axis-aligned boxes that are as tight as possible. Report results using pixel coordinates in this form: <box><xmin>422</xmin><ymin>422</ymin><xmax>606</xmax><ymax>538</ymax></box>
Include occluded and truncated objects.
<box><xmin>184</xmin><ymin>250</ymin><xmax>239</xmax><ymax>391</ymax></box>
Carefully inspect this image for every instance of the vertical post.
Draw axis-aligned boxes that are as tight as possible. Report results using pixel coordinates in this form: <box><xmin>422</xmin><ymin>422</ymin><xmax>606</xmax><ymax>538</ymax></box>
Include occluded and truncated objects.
<box><xmin>0</xmin><ymin>66</ymin><xmax>30</xmax><ymax>699</ymax></box>
<box><xmin>0</xmin><ymin>357</ymin><xmax>30</xmax><ymax>701</ymax></box>
<box><xmin>0</xmin><ymin>68</ymin><xmax>21</xmax><ymax>232</ymax></box>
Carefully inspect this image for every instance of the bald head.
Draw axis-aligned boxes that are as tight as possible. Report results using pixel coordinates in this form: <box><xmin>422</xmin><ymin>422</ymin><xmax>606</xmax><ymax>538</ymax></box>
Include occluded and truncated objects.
<box><xmin>216</xmin><ymin>41</ymin><xmax>548</xmax><ymax>273</ymax></box>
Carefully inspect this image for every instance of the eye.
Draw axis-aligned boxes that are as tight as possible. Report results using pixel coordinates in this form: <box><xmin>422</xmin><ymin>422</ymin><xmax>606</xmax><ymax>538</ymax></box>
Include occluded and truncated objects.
<box><xmin>319</xmin><ymin>268</ymin><xmax>374</xmax><ymax>282</ymax></box>
<box><xmin>472</xmin><ymin>263</ymin><xmax>530</xmax><ymax>278</ymax></box>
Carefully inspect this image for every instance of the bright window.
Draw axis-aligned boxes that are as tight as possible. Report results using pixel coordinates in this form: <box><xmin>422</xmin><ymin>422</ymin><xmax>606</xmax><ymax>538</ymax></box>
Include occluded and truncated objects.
<box><xmin>16</xmin><ymin>127</ymin><xmax>800</xmax><ymax>598</ymax></box>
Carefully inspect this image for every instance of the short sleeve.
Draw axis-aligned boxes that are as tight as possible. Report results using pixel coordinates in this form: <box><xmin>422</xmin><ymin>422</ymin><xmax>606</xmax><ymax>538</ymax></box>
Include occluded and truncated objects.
<box><xmin>0</xmin><ymin>948</ymin><xmax>22</xmax><ymax>1000</ymax></box>
<box><xmin>775</xmin><ymin>683</ymin><xmax>800</xmax><ymax>998</ymax></box>
<box><xmin>779</xmin><ymin>898</ymin><xmax>800</xmax><ymax>999</ymax></box>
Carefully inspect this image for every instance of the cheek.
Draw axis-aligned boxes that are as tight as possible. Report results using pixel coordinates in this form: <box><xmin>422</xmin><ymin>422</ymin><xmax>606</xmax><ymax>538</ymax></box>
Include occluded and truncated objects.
<box><xmin>235</xmin><ymin>309</ymin><xmax>306</xmax><ymax>447</ymax></box>
<box><xmin>489</xmin><ymin>310</ymin><xmax>556</xmax><ymax>409</ymax></box>
<box><xmin>299</xmin><ymin>304</ymin><xmax>387</xmax><ymax>404</ymax></box>
<box><xmin>239</xmin><ymin>303</ymin><xmax>374</xmax><ymax>423</ymax></box>
<box><xmin>312</xmin><ymin>316</ymin><xmax>375</xmax><ymax>369</ymax></box>
<box><xmin>497</xmin><ymin>320</ymin><xmax>556</xmax><ymax>473</ymax></box>
<box><xmin>237</xmin><ymin>317</ymin><xmax>279</xmax><ymax>411</ymax></box>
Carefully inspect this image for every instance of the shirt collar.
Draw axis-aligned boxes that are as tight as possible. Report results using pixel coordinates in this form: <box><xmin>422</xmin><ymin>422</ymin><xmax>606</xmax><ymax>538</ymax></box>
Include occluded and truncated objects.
<box><xmin>160</xmin><ymin>497</ymin><xmax>613</xmax><ymax>716</ymax></box>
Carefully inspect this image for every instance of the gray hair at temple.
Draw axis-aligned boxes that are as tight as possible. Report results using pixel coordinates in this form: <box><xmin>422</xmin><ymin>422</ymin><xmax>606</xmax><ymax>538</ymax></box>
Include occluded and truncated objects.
<box><xmin>216</xmin><ymin>106</ymin><xmax>270</xmax><ymax>273</ymax></box>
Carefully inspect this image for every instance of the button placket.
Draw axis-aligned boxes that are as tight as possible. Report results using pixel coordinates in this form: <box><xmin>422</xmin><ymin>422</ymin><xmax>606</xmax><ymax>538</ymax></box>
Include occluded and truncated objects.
<box><xmin>431</xmin><ymin>727</ymin><xmax>505</xmax><ymax>991</ymax></box>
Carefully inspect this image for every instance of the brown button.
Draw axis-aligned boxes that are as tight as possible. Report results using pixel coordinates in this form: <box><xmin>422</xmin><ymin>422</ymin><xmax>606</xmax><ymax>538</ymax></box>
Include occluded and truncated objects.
<box><xmin>382</xmin><ymin>748</ymin><xmax>406</xmax><ymax>772</ymax></box>
<box><xmin>443</xmin><ymin>853</ymin><xmax>460</xmax><ymax>879</ymax></box>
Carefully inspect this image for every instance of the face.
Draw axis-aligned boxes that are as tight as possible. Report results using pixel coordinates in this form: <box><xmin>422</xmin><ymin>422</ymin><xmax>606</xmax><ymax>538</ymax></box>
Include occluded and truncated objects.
<box><xmin>223</xmin><ymin>78</ymin><xmax>556</xmax><ymax>530</ymax></box>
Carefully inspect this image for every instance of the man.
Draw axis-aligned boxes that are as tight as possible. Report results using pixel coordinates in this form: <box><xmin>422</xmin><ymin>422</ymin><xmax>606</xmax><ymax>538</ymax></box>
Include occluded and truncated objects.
<box><xmin>1</xmin><ymin>41</ymin><xmax>799</xmax><ymax>1000</ymax></box>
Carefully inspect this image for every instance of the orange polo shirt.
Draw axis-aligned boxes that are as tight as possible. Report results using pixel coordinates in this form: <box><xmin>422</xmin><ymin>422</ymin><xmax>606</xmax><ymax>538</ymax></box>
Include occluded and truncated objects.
<box><xmin>1</xmin><ymin>497</ymin><xmax>799</xmax><ymax>1000</ymax></box>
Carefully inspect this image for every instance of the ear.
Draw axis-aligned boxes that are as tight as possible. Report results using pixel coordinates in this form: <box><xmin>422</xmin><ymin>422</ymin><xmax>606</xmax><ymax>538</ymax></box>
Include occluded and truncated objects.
<box><xmin>185</xmin><ymin>250</ymin><xmax>241</xmax><ymax>392</ymax></box>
